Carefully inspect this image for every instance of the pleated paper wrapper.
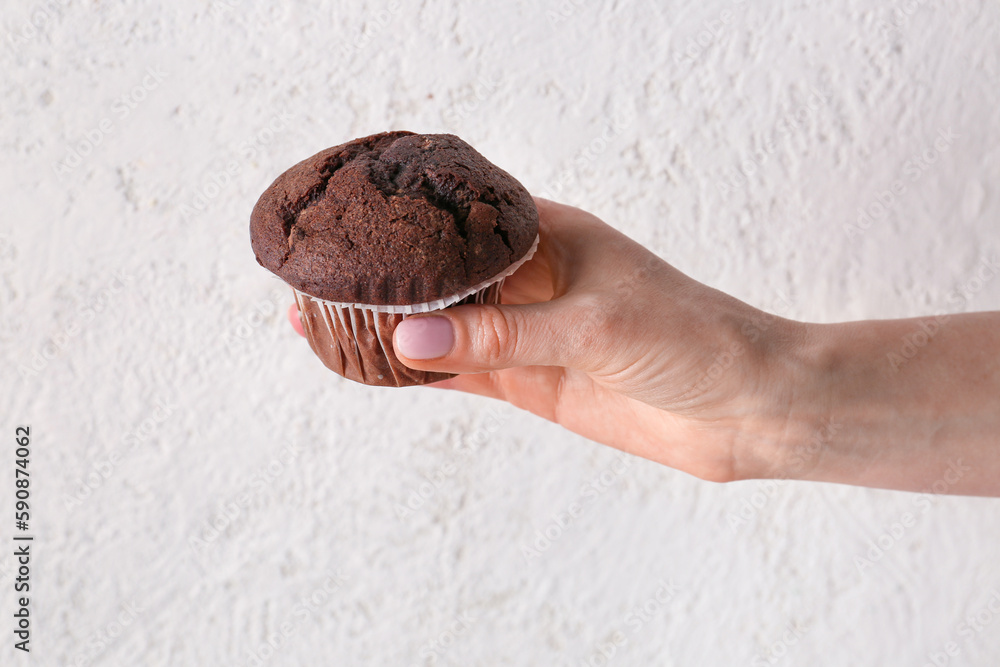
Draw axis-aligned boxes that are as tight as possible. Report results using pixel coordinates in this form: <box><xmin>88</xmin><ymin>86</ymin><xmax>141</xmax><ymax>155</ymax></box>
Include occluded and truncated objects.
<box><xmin>293</xmin><ymin>234</ymin><xmax>539</xmax><ymax>387</ymax></box>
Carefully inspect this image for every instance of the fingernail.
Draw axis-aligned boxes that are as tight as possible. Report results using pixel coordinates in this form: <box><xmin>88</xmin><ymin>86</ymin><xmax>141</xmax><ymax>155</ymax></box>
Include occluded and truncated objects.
<box><xmin>394</xmin><ymin>316</ymin><xmax>454</xmax><ymax>360</ymax></box>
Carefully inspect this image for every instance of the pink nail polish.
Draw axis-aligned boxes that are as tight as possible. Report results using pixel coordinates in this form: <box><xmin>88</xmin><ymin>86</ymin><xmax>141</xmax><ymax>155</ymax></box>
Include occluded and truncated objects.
<box><xmin>394</xmin><ymin>316</ymin><xmax>454</xmax><ymax>360</ymax></box>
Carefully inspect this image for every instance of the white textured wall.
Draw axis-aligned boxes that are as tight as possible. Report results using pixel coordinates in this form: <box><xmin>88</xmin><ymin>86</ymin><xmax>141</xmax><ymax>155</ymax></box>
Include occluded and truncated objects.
<box><xmin>2</xmin><ymin>1</ymin><xmax>1000</xmax><ymax>665</ymax></box>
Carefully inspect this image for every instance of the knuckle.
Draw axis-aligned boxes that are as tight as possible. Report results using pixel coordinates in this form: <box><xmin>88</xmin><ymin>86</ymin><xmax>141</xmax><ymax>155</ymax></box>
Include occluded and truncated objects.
<box><xmin>473</xmin><ymin>306</ymin><xmax>518</xmax><ymax>367</ymax></box>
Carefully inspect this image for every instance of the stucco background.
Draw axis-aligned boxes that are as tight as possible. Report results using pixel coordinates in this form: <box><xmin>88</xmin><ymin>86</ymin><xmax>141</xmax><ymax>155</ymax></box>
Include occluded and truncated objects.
<box><xmin>2</xmin><ymin>1</ymin><xmax>1000</xmax><ymax>665</ymax></box>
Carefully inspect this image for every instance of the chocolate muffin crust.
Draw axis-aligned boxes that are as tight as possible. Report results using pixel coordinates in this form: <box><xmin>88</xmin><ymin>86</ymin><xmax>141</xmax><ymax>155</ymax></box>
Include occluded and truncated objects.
<box><xmin>250</xmin><ymin>131</ymin><xmax>538</xmax><ymax>305</ymax></box>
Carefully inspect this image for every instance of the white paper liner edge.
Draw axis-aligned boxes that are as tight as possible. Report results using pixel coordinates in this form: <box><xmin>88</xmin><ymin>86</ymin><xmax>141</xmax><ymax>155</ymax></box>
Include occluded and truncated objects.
<box><xmin>296</xmin><ymin>232</ymin><xmax>540</xmax><ymax>314</ymax></box>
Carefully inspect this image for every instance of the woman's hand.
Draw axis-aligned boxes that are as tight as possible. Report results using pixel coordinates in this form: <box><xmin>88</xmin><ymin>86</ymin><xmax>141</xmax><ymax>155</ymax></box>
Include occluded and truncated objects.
<box><xmin>290</xmin><ymin>198</ymin><xmax>1000</xmax><ymax>495</ymax></box>
<box><xmin>388</xmin><ymin>198</ymin><xmax>806</xmax><ymax>483</ymax></box>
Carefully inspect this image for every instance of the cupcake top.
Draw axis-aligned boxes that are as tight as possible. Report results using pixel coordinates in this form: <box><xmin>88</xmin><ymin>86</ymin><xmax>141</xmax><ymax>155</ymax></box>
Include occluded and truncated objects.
<box><xmin>249</xmin><ymin>131</ymin><xmax>539</xmax><ymax>305</ymax></box>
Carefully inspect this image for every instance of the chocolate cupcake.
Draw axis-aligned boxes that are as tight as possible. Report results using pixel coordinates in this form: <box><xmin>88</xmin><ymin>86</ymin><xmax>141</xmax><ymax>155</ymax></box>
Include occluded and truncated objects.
<box><xmin>249</xmin><ymin>131</ymin><xmax>539</xmax><ymax>387</ymax></box>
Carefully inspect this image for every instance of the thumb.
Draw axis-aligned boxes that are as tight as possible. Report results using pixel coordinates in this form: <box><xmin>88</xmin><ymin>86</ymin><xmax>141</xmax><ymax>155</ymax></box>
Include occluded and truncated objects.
<box><xmin>392</xmin><ymin>302</ymin><xmax>572</xmax><ymax>373</ymax></box>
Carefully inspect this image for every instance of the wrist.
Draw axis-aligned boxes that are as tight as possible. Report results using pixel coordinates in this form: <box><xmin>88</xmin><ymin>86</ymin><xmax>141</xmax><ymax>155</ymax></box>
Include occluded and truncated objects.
<box><xmin>761</xmin><ymin>316</ymin><xmax>1000</xmax><ymax>494</ymax></box>
<box><xmin>730</xmin><ymin>315</ymin><xmax>835</xmax><ymax>482</ymax></box>
<box><xmin>756</xmin><ymin>318</ymin><xmax>948</xmax><ymax>489</ymax></box>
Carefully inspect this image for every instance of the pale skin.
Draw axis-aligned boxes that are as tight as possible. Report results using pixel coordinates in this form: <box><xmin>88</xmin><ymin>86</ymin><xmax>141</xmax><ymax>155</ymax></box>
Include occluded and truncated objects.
<box><xmin>289</xmin><ymin>198</ymin><xmax>1000</xmax><ymax>496</ymax></box>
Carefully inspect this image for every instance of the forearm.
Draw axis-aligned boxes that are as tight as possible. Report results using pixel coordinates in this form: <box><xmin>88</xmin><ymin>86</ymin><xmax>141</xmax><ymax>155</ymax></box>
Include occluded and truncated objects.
<box><xmin>774</xmin><ymin>312</ymin><xmax>1000</xmax><ymax>495</ymax></box>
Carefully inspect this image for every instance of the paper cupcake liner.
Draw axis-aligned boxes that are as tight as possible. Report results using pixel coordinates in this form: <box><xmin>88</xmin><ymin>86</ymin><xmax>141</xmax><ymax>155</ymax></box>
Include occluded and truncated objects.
<box><xmin>294</xmin><ymin>234</ymin><xmax>539</xmax><ymax>387</ymax></box>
